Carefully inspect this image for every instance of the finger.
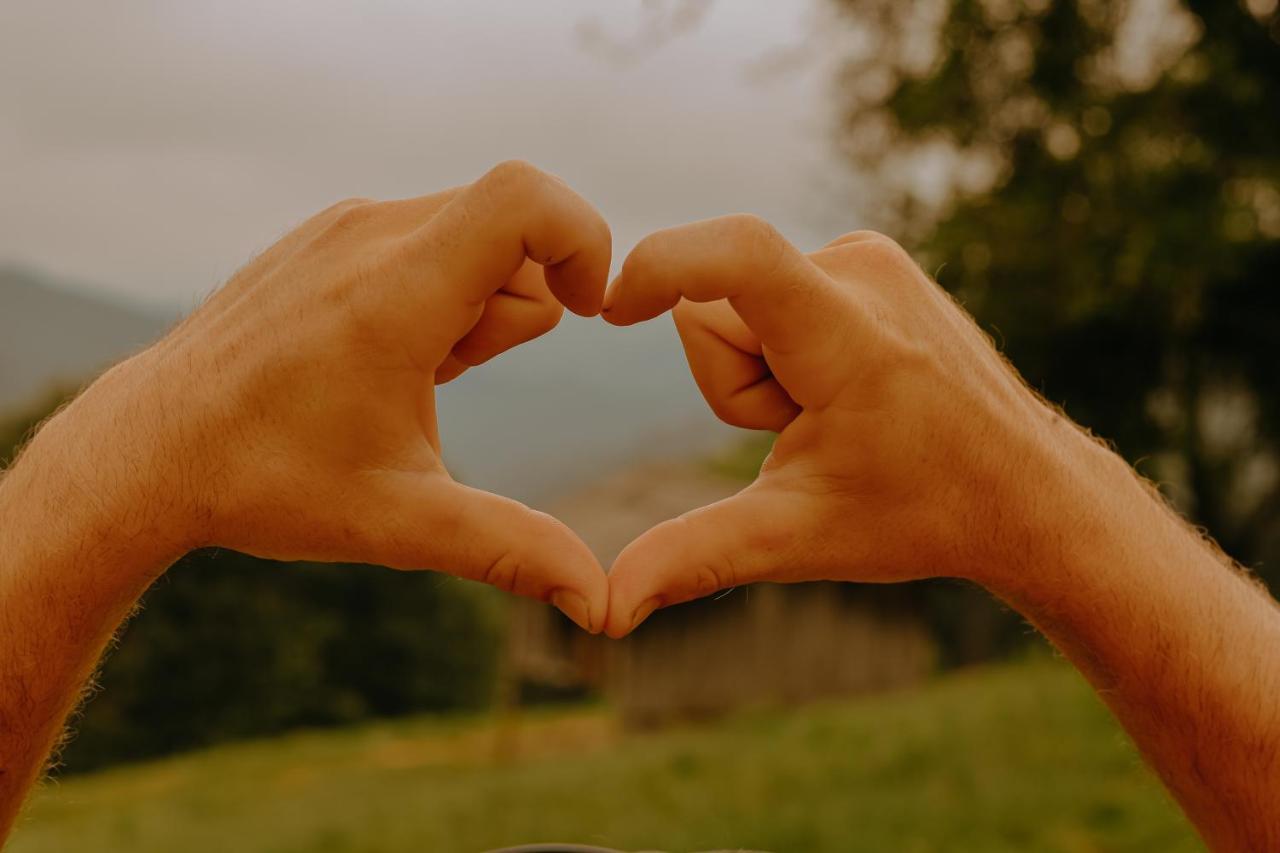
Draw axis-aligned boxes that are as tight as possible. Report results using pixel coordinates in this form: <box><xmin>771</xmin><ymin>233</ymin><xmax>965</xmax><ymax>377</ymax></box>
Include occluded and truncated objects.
<box><xmin>448</xmin><ymin>259</ymin><xmax>564</xmax><ymax>370</ymax></box>
<box><xmin>372</xmin><ymin>472</ymin><xmax>608</xmax><ymax>633</ymax></box>
<box><xmin>434</xmin><ymin>355</ymin><xmax>468</xmax><ymax>384</ymax></box>
<box><xmin>412</xmin><ymin>160</ymin><xmax>612</xmax><ymax>318</ymax></box>
<box><xmin>603</xmin><ymin>485</ymin><xmax>811</xmax><ymax>638</ymax></box>
<box><xmin>673</xmin><ymin>299</ymin><xmax>800</xmax><ymax>432</ymax></box>
<box><xmin>602</xmin><ymin>216</ymin><xmax>859</xmax><ymax>408</ymax></box>
<box><xmin>602</xmin><ymin>215</ymin><xmax>850</xmax><ymax>355</ymax></box>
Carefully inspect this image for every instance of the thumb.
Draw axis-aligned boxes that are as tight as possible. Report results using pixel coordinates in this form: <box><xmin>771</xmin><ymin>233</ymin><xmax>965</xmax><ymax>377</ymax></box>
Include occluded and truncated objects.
<box><xmin>604</xmin><ymin>485</ymin><xmax>809</xmax><ymax>638</ymax></box>
<box><xmin>373</xmin><ymin>472</ymin><xmax>608</xmax><ymax>633</ymax></box>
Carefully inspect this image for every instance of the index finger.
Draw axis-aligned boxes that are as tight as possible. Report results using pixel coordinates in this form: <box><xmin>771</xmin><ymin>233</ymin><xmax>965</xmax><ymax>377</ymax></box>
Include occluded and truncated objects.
<box><xmin>601</xmin><ymin>215</ymin><xmax>848</xmax><ymax>355</ymax></box>
<box><xmin>411</xmin><ymin>160</ymin><xmax>613</xmax><ymax>317</ymax></box>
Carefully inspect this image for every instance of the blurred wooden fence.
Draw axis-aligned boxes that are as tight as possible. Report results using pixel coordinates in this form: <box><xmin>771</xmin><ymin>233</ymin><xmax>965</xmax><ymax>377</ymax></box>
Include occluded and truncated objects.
<box><xmin>506</xmin><ymin>583</ymin><xmax>935</xmax><ymax>728</ymax></box>
<box><xmin>505</xmin><ymin>460</ymin><xmax>937</xmax><ymax>725</ymax></box>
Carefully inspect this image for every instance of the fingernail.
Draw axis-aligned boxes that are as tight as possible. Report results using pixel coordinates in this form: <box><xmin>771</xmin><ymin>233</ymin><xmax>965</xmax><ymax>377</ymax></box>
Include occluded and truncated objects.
<box><xmin>630</xmin><ymin>597</ymin><xmax>661</xmax><ymax>632</ymax></box>
<box><xmin>551</xmin><ymin>590</ymin><xmax>592</xmax><ymax>633</ymax></box>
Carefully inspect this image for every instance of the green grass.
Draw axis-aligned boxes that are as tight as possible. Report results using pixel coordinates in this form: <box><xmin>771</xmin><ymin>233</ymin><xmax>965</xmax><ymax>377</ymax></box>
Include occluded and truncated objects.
<box><xmin>10</xmin><ymin>656</ymin><xmax>1198</xmax><ymax>853</ymax></box>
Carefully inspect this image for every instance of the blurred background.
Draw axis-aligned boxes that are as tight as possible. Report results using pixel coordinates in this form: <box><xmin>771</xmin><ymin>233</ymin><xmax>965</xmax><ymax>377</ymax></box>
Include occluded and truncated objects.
<box><xmin>2</xmin><ymin>1</ymin><xmax>1277</xmax><ymax>850</ymax></box>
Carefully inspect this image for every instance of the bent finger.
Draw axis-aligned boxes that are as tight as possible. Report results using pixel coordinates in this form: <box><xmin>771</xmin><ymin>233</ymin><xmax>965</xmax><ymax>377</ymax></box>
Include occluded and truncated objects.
<box><xmin>602</xmin><ymin>215</ymin><xmax>849</xmax><ymax>355</ymax></box>
<box><xmin>448</xmin><ymin>259</ymin><xmax>564</xmax><ymax>370</ymax></box>
<box><xmin>412</xmin><ymin>160</ymin><xmax>612</xmax><ymax>319</ymax></box>
<box><xmin>673</xmin><ymin>299</ymin><xmax>799</xmax><ymax>431</ymax></box>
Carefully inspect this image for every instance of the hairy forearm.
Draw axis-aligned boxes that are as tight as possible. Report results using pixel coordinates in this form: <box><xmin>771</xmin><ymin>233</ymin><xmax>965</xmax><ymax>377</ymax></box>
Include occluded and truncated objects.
<box><xmin>0</xmin><ymin>358</ymin><xmax>187</xmax><ymax>840</ymax></box>
<box><xmin>979</xmin><ymin>418</ymin><xmax>1280</xmax><ymax>850</ymax></box>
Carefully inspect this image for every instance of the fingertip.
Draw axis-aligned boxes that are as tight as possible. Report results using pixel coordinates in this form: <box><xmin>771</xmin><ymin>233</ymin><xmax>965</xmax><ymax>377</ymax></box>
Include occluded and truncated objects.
<box><xmin>603</xmin><ymin>572</ymin><xmax>661</xmax><ymax>637</ymax></box>
<box><xmin>603</xmin><ymin>614</ymin><xmax>634</xmax><ymax>640</ymax></box>
<box><xmin>529</xmin><ymin>510</ymin><xmax>610</xmax><ymax>633</ymax></box>
<box><xmin>546</xmin><ymin>256</ymin><xmax>607</xmax><ymax>318</ymax></box>
<box><xmin>600</xmin><ymin>274</ymin><xmax>628</xmax><ymax>324</ymax></box>
<box><xmin>582</xmin><ymin>558</ymin><xmax>610</xmax><ymax>635</ymax></box>
<box><xmin>603</xmin><ymin>536</ymin><xmax>664</xmax><ymax>637</ymax></box>
<box><xmin>565</xmin><ymin>285</ymin><xmax>604</xmax><ymax>319</ymax></box>
<box><xmin>603</xmin><ymin>270</ymin><xmax>622</xmax><ymax>300</ymax></box>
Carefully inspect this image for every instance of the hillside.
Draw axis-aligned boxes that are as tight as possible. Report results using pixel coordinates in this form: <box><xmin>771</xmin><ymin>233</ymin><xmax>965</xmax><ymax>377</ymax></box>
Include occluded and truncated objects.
<box><xmin>0</xmin><ymin>266</ymin><xmax>171</xmax><ymax>411</ymax></box>
<box><xmin>9</xmin><ymin>657</ymin><xmax>1198</xmax><ymax>853</ymax></box>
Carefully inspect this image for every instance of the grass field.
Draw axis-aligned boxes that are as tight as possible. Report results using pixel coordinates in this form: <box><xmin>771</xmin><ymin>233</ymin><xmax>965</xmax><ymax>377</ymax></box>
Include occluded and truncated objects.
<box><xmin>9</xmin><ymin>655</ymin><xmax>1199</xmax><ymax>853</ymax></box>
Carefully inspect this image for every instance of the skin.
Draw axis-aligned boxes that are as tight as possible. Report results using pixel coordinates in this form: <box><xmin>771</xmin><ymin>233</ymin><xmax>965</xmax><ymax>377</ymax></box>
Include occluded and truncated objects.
<box><xmin>0</xmin><ymin>161</ymin><xmax>612</xmax><ymax>840</ymax></box>
<box><xmin>601</xmin><ymin>216</ymin><xmax>1280</xmax><ymax>851</ymax></box>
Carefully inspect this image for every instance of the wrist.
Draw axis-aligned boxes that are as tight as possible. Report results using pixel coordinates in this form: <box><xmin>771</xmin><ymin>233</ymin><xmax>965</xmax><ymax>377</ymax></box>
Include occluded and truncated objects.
<box><xmin>959</xmin><ymin>399</ymin><xmax>1150</xmax><ymax>597</ymax></box>
<box><xmin>1</xmin><ymin>352</ymin><xmax>200</xmax><ymax>580</ymax></box>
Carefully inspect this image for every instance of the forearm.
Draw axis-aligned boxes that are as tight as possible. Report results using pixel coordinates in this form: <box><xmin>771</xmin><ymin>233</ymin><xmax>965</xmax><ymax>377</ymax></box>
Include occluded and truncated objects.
<box><xmin>979</xmin><ymin>418</ymin><xmax>1280</xmax><ymax>850</ymax></box>
<box><xmin>0</xmin><ymin>358</ymin><xmax>187</xmax><ymax>839</ymax></box>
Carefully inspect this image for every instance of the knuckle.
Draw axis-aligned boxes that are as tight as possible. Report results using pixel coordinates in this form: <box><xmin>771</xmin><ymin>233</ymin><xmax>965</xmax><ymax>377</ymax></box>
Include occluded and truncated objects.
<box><xmin>724</xmin><ymin>213</ymin><xmax>782</xmax><ymax>248</ymax></box>
<box><xmin>296</xmin><ymin>196</ymin><xmax>376</xmax><ymax>238</ymax></box>
<box><xmin>335</xmin><ymin>195</ymin><xmax>377</xmax><ymax>212</ymax></box>
<box><xmin>844</xmin><ymin>233</ymin><xmax>914</xmax><ymax>272</ymax></box>
<box><xmin>315</xmin><ymin>196</ymin><xmax>375</xmax><ymax>221</ymax></box>
<box><xmin>320</xmin><ymin>198</ymin><xmax>381</xmax><ymax>240</ymax></box>
<box><xmin>829</xmin><ymin>228</ymin><xmax>895</xmax><ymax>249</ymax></box>
<box><xmin>620</xmin><ymin>229</ymin><xmax>669</xmax><ymax>282</ymax></box>
<box><xmin>481</xmin><ymin>159</ymin><xmax>546</xmax><ymax>195</ymax></box>
<box><xmin>724</xmin><ymin>213</ymin><xmax>788</xmax><ymax>276</ymax></box>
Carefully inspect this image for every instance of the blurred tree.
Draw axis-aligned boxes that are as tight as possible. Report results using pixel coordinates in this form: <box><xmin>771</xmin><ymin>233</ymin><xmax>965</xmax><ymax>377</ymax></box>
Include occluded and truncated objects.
<box><xmin>1</xmin><ymin>391</ymin><xmax>504</xmax><ymax>772</ymax></box>
<box><xmin>829</xmin><ymin>0</ymin><xmax>1280</xmax><ymax>582</ymax></box>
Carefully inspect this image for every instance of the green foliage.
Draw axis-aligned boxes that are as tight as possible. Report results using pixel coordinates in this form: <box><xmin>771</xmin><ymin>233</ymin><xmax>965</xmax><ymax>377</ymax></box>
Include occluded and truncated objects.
<box><xmin>60</xmin><ymin>553</ymin><xmax>503</xmax><ymax>772</ymax></box>
<box><xmin>832</xmin><ymin>2</ymin><xmax>1280</xmax><ymax>578</ymax></box>
<box><xmin>3</xmin><ymin>391</ymin><xmax>504</xmax><ymax>773</ymax></box>
<box><xmin>9</xmin><ymin>658</ymin><xmax>1196</xmax><ymax>852</ymax></box>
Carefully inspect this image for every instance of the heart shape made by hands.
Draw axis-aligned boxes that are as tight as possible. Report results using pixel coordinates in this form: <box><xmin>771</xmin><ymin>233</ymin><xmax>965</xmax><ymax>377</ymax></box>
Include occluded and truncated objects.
<box><xmin>157</xmin><ymin>163</ymin><xmax>1041</xmax><ymax>647</ymax></box>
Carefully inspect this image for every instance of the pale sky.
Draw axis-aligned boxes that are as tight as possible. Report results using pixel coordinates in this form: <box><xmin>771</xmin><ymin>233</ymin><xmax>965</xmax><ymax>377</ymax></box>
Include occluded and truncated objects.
<box><xmin>0</xmin><ymin>0</ymin><xmax>854</xmax><ymax>309</ymax></box>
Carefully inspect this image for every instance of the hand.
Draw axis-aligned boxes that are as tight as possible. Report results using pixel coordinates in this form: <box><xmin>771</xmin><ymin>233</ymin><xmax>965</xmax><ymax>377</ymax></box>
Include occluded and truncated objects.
<box><xmin>98</xmin><ymin>161</ymin><xmax>612</xmax><ymax>630</ymax></box>
<box><xmin>600</xmin><ymin>216</ymin><xmax>1078</xmax><ymax>637</ymax></box>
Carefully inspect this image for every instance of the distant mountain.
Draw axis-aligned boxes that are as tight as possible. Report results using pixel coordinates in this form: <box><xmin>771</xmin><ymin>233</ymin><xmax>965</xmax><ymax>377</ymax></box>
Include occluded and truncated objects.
<box><xmin>0</xmin><ymin>265</ymin><xmax>173</xmax><ymax>412</ymax></box>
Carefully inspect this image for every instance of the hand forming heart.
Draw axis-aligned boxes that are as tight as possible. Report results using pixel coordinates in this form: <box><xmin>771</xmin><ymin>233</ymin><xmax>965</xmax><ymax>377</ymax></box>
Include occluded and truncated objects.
<box><xmin>102</xmin><ymin>161</ymin><xmax>1065</xmax><ymax>640</ymax></box>
<box><xmin>600</xmin><ymin>215</ymin><xmax>1067</xmax><ymax>638</ymax></box>
<box><xmin>121</xmin><ymin>161</ymin><xmax>612</xmax><ymax>631</ymax></box>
